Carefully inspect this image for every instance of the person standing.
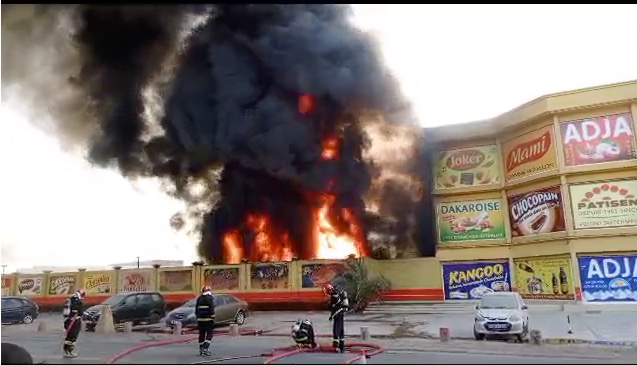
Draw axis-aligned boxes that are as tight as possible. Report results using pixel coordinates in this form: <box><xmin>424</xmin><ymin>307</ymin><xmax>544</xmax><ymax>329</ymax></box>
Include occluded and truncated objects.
<box><xmin>324</xmin><ymin>283</ymin><xmax>349</xmax><ymax>353</ymax></box>
<box><xmin>62</xmin><ymin>289</ymin><xmax>85</xmax><ymax>358</ymax></box>
<box><xmin>195</xmin><ymin>285</ymin><xmax>216</xmax><ymax>356</ymax></box>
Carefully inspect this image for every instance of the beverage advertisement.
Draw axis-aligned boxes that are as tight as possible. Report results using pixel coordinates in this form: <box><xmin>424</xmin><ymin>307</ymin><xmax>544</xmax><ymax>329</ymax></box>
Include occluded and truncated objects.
<box><xmin>437</xmin><ymin>199</ymin><xmax>506</xmax><ymax>242</ymax></box>
<box><xmin>118</xmin><ymin>269</ymin><xmax>153</xmax><ymax>293</ymax></box>
<box><xmin>17</xmin><ymin>276</ymin><xmax>43</xmax><ymax>296</ymax></box>
<box><xmin>159</xmin><ymin>270</ymin><xmax>193</xmax><ymax>292</ymax></box>
<box><xmin>501</xmin><ymin>126</ymin><xmax>558</xmax><ymax>182</ymax></box>
<box><xmin>442</xmin><ymin>260</ymin><xmax>512</xmax><ymax>300</ymax></box>
<box><xmin>250</xmin><ymin>263</ymin><xmax>290</xmax><ymax>290</ymax></box>
<box><xmin>83</xmin><ymin>271</ymin><xmax>113</xmax><ymax>295</ymax></box>
<box><xmin>578</xmin><ymin>254</ymin><xmax>637</xmax><ymax>302</ymax></box>
<box><xmin>301</xmin><ymin>262</ymin><xmax>346</xmax><ymax>288</ymax></box>
<box><xmin>48</xmin><ymin>274</ymin><xmax>77</xmax><ymax>295</ymax></box>
<box><xmin>435</xmin><ymin>145</ymin><xmax>501</xmax><ymax>189</ymax></box>
<box><xmin>203</xmin><ymin>267</ymin><xmax>240</xmax><ymax>291</ymax></box>
<box><xmin>560</xmin><ymin>113</ymin><xmax>636</xmax><ymax>166</ymax></box>
<box><xmin>569</xmin><ymin>179</ymin><xmax>637</xmax><ymax>229</ymax></box>
<box><xmin>507</xmin><ymin>185</ymin><xmax>566</xmax><ymax>237</ymax></box>
<box><xmin>513</xmin><ymin>256</ymin><xmax>574</xmax><ymax>300</ymax></box>
<box><xmin>2</xmin><ymin>276</ymin><xmax>12</xmax><ymax>296</ymax></box>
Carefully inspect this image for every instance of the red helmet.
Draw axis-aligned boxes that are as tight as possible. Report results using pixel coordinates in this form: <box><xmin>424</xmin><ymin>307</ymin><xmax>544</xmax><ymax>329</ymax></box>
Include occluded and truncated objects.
<box><xmin>323</xmin><ymin>283</ymin><xmax>334</xmax><ymax>296</ymax></box>
<box><xmin>201</xmin><ymin>285</ymin><xmax>212</xmax><ymax>293</ymax></box>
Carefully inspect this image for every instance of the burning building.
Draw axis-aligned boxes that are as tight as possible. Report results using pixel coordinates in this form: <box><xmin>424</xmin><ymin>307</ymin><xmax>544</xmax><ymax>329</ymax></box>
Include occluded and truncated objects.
<box><xmin>2</xmin><ymin>5</ymin><xmax>437</xmax><ymax>263</ymax></box>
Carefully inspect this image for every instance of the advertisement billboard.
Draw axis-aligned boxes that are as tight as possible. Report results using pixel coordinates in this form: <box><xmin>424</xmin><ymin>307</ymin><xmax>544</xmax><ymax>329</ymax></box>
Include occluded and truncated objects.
<box><xmin>203</xmin><ymin>267</ymin><xmax>240</xmax><ymax>291</ymax></box>
<box><xmin>16</xmin><ymin>276</ymin><xmax>43</xmax><ymax>296</ymax></box>
<box><xmin>502</xmin><ymin>126</ymin><xmax>558</xmax><ymax>182</ymax></box>
<box><xmin>560</xmin><ymin>113</ymin><xmax>636</xmax><ymax>167</ymax></box>
<box><xmin>301</xmin><ymin>262</ymin><xmax>346</xmax><ymax>288</ymax></box>
<box><xmin>569</xmin><ymin>179</ymin><xmax>637</xmax><ymax>229</ymax></box>
<box><xmin>507</xmin><ymin>185</ymin><xmax>566</xmax><ymax>237</ymax></box>
<box><xmin>442</xmin><ymin>260</ymin><xmax>512</xmax><ymax>300</ymax></box>
<box><xmin>159</xmin><ymin>270</ymin><xmax>193</xmax><ymax>292</ymax></box>
<box><xmin>83</xmin><ymin>271</ymin><xmax>113</xmax><ymax>295</ymax></box>
<box><xmin>2</xmin><ymin>276</ymin><xmax>12</xmax><ymax>296</ymax></box>
<box><xmin>578</xmin><ymin>254</ymin><xmax>637</xmax><ymax>302</ymax></box>
<box><xmin>437</xmin><ymin>199</ymin><xmax>506</xmax><ymax>242</ymax></box>
<box><xmin>250</xmin><ymin>263</ymin><xmax>290</xmax><ymax>290</ymax></box>
<box><xmin>435</xmin><ymin>145</ymin><xmax>501</xmax><ymax>189</ymax></box>
<box><xmin>513</xmin><ymin>255</ymin><xmax>574</xmax><ymax>300</ymax></box>
<box><xmin>48</xmin><ymin>274</ymin><xmax>77</xmax><ymax>296</ymax></box>
<box><xmin>118</xmin><ymin>269</ymin><xmax>153</xmax><ymax>293</ymax></box>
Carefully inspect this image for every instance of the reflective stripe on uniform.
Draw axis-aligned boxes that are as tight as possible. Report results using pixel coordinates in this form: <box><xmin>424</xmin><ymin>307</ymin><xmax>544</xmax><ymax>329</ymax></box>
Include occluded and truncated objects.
<box><xmin>198</xmin><ymin>305</ymin><xmax>209</xmax><ymax>308</ymax></box>
<box><xmin>197</xmin><ymin>318</ymin><xmax>214</xmax><ymax>321</ymax></box>
<box><xmin>64</xmin><ymin>341</ymin><xmax>75</xmax><ymax>345</ymax></box>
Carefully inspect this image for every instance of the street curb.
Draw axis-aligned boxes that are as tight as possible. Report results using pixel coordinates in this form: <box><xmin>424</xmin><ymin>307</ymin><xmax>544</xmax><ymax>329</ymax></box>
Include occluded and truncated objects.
<box><xmin>543</xmin><ymin>338</ymin><xmax>637</xmax><ymax>347</ymax></box>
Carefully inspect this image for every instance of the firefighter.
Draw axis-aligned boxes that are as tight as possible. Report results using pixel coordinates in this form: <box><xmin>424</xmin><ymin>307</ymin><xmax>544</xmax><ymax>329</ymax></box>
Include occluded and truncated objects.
<box><xmin>62</xmin><ymin>289</ymin><xmax>85</xmax><ymax>358</ymax></box>
<box><xmin>291</xmin><ymin>318</ymin><xmax>317</xmax><ymax>349</ymax></box>
<box><xmin>324</xmin><ymin>283</ymin><xmax>349</xmax><ymax>353</ymax></box>
<box><xmin>195</xmin><ymin>285</ymin><xmax>215</xmax><ymax>356</ymax></box>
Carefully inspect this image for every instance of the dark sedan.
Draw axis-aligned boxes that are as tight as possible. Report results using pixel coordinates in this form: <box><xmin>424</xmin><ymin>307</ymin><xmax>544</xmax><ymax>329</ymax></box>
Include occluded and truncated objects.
<box><xmin>1</xmin><ymin>296</ymin><xmax>39</xmax><ymax>325</ymax></box>
<box><xmin>165</xmin><ymin>293</ymin><xmax>248</xmax><ymax>329</ymax></box>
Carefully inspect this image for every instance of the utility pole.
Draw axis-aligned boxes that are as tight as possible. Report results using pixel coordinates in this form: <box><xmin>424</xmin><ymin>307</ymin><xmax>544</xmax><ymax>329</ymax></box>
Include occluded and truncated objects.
<box><xmin>136</xmin><ymin>257</ymin><xmax>140</xmax><ymax>269</ymax></box>
<box><xmin>1</xmin><ymin>265</ymin><xmax>6</xmax><ymax>276</ymax></box>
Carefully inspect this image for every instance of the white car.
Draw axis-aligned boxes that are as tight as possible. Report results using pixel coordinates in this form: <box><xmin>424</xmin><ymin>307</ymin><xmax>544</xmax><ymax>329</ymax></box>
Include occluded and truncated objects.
<box><xmin>473</xmin><ymin>292</ymin><xmax>529</xmax><ymax>341</ymax></box>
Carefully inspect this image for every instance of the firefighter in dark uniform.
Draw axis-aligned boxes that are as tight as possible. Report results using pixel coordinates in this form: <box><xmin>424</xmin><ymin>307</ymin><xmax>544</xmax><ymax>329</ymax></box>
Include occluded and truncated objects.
<box><xmin>62</xmin><ymin>289</ymin><xmax>85</xmax><ymax>358</ymax></box>
<box><xmin>291</xmin><ymin>318</ymin><xmax>317</xmax><ymax>349</ymax></box>
<box><xmin>195</xmin><ymin>285</ymin><xmax>215</xmax><ymax>356</ymax></box>
<box><xmin>324</xmin><ymin>283</ymin><xmax>349</xmax><ymax>353</ymax></box>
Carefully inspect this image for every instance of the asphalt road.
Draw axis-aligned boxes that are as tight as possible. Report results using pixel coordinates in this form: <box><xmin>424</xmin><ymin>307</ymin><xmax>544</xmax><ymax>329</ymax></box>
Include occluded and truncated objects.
<box><xmin>3</xmin><ymin>327</ymin><xmax>636</xmax><ymax>364</ymax></box>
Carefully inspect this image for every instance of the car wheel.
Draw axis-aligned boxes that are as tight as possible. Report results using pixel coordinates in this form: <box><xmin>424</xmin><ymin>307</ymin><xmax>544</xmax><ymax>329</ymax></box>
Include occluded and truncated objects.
<box><xmin>473</xmin><ymin>328</ymin><xmax>485</xmax><ymax>341</ymax></box>
<box><xmin>149</xmin><ymin>312</ymin><xmax>161</xmax><ymax>324</ymax></box>
<box><xmin>234</xmin><ymin>310</ymin><xmax>246</xmax><ymax>325</ymax></box>
<box><xmin>21</xmin><ymin>314</ymin><xmax>34</xmax><ymax>324</ymax></box>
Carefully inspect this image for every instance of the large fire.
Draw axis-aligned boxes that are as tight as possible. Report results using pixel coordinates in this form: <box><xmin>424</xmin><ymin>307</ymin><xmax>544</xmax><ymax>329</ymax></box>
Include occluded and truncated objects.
<box><xmin>220</xmin><ymin>94</ymin><xmax>366</xmax><ymax>263</ymax></box>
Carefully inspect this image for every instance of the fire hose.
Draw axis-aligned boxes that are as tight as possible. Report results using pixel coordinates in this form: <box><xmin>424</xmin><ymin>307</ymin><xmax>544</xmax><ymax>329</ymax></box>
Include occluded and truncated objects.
<box><xmin>104</xmin><ymin>329</ymin><xmax>384</xmax><ymax>364</ymax></box>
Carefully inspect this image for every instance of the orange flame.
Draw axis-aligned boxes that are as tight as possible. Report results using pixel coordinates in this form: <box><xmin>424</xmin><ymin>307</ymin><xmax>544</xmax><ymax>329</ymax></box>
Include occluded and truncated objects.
<box><xmin>313</xmin><ymin>194</ymin><xmax>365</xmax><ymax>260</ymax></box>
<box><xmin>222</xmin><ymin>214</ymin><xmax>294</xmax><ymax>264</ymax></box>
<box><xmin>321</xmin><ymin>137</ymin><xmax>339</xmax><ymax>160</ymax></box>
<box><xmin>219</xmin><ymin>123</ymin><xmax>366</xmax><ymax>263</ymax></box>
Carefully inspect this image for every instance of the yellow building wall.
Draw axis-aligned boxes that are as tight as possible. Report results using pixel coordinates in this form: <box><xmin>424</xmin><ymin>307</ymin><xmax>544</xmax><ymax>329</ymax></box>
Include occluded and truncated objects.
<box><xmin>4</xmin><ymin>81</ymin><xmax>636</xmax><ymax>304</ymax></box>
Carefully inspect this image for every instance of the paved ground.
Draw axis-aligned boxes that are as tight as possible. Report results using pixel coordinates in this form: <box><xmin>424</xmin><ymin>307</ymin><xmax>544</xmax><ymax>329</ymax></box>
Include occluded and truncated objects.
<box><xmin>8</xmin><ymin>307</ymin><xmax>637</xmax><ymax>344</ymax></box>
<box><xmin>3</xmin><ymin>331</ymin><xmax>636</xmax><ymax>364</ymax></box>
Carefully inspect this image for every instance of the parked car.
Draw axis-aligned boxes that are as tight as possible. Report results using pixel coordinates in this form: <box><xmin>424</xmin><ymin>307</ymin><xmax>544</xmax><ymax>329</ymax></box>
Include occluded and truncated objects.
<box><xmin>1</xmin><ymin>296</ymin><xmax>39</xmax><ymax>325</ymax></box>
<box><xmin>473</xmin><ymin>291</ymin><xmax>529</xmax><ymax>341</ymax></box>
<box><xmin>165</xmin><ymin>293</ymin><xmax>248</xmax><ymax>329</ymax></box>
<box><xmin>83</xmin><ymin>291</ymin><xmax>166</xmax><ymax>331</ymax></box>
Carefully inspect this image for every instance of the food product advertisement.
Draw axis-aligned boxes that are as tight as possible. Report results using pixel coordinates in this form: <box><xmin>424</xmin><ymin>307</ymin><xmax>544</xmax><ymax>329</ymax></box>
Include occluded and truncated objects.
<box><xmin>119</xmin><ymin>270</ymin><xmax>153</xmax><ymax>293</ymax></box>
<box><xmin>301</xmin><ymin>263</ymin><xmax>346</xmax><ymax>288</ymax></box>
<box><xmin>159</xmin><ymin>270</ymin><xmax>193</xmax><ymax>292</ymax></box>
<box><xmin>17</xmin><ymin>276</ymin><xmax>43</xmax><ymax>296</ymax></box>
<box><xmin>501</xmin><ymin>126</ymin><xmax>558</xmax><ymax>182</ymax></box>
<box><xmin>560</xmin><ymin>113</ymin><xmax>636</xmax><ymax>167</ymax></box>
<box><xmin>569</xmin><ymin>179</ymin><xmax>637</xmax><ymax>229</ymax></box>
<box><xmin>578</xmin><ymin>254</ymin><xmax>637</xmax><ymax>302</ymax></box>
<box><xmin>507</xmin><ymin>185</ymin><xmax>566</xmax><ymax>237</ymax></box>
<box><xmin>48</xmin><ymin>274</ymin><xmax>77</xmax><ymax>295</ymax></box>
<box><xmin>203</xmin><ymin>267</ymin><xmax>240</xmax><ymax>291</ymax></box>
<box><xmin>437</xmin><ymin>199</ymin><xmax>506</xmax><ymax>242</ymax></box>
<box><xmin>83</xmin><ymin>272</ymin><xmax>113</xmax><ymax>295</ymax></box>
<box><xmin>435</xmin><ymin>145</ymin><xmax>501</xmax><ymax>189</ymax></box>
<box><xmin>250</xmin><ymin>263</ymin><xmax>290</xmax><ymax>290</ymax></box>
<box><xmin>442</xmin><ymin>260</ymin><xmax>512</xmax><ymax>300</ymax></box>
<box><xmin>513</xmin><ymin>256</ymin><xmax>574</xmax><ymax>300</ymax></box>
<box><xmin>2</xmin><ymin>276</ymin><xmax>12</xmax><ymax>296</ymax></box>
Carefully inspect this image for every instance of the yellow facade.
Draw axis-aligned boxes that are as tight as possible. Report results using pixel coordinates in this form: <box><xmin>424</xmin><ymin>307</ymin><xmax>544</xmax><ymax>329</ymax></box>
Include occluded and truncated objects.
<box><xmin>431</xmin><ymin>80</ymin><xmax>637</xmax><ymax>298</ymax></box>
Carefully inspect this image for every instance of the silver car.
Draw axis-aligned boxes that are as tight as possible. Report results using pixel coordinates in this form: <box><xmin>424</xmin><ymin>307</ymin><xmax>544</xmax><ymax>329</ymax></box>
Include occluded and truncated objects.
<box><xmin>473</xmin><ymin>292</ymin><xmax>529</xmax><ymax>341</ymax></box>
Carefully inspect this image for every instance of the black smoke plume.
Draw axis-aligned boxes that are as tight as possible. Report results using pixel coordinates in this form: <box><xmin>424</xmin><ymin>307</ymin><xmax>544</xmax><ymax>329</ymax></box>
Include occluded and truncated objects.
<box><xmin>3</xmin><ymin>4</ymin><xmax>432</xmax><ymax>262</ymax></box>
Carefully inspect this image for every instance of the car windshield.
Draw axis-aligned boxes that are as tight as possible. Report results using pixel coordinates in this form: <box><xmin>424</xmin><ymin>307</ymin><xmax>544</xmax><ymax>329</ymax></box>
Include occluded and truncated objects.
<box><xmin>101</xmin><ymin>295</ymin><xmax>126</xmax><ymax>306</ymax></box>
<box><xmin>182</xmin><ymin>298</ymin><xmax>197</xmax><ymax>308</ymax></box>
<box><xmin>479</xmin><ymin>295</ymin><xmax>518</xmax><ymax>309</ymax></box>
